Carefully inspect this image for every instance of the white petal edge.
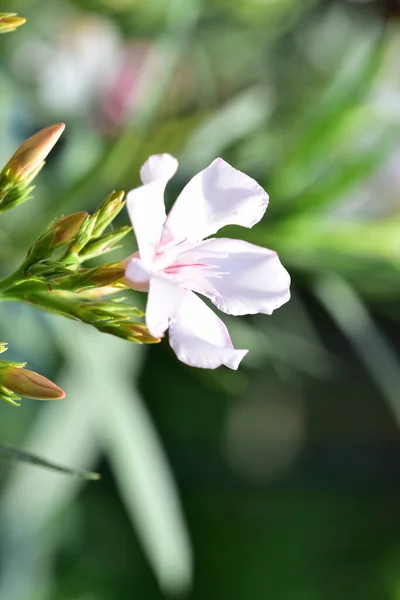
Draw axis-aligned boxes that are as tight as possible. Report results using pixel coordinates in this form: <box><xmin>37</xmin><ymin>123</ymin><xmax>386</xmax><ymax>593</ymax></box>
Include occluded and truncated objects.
<box><xmin>140</xmin><ymin>154</ymin><xmax>179</xmax><ymax>185</ymax></box>
<box><xmin>161</xmin><ymin>158</ymin><xmax>268</xmax><ymax>245</ymax></box>
<box><xmin>146</xmin><ymin>275</ymin><xmax>185</xmax><ymax>339</ymax></box>
<box><xmin>125</xmin><ymin>255</ymin><xmax>150</xmax><ymax>292</ymax></box>
<box><xmin>168</xmin><ymin>291</ymin><xmax>248</xmax><ymax>370</ymax></box>
<box><xmin>126</xmin><ymin>154</ymin><xmax>178</xmax><ymax>267</ymax></box>
<box><xmin>176</xmin><ymin>238</ymin><xmax>291</xmax><ymax>316</ymax></box>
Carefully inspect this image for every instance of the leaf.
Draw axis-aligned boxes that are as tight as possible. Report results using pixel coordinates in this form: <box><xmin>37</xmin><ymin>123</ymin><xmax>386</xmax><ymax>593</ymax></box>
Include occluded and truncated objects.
<box><xmin>181</xmin><ymin>86</ymin><xmax>274</xmax><ymax>175</ymax></box>
<box><xmin>314</xmin><ymin>276</ymin><xmax>400</xmax><ymax>428</ymax></box>
<box><xmin>74</xmin><ymin>330</ymin><xmax>193</xmax><ymax>594</ymax></box>
<box><xmin>268</xmin><ymin>33</ymin><xmax>388</xmax><ymax>210</ymax></box>
<box><xmin>0</xmin><ymin>443</ymin><xmax>100</xmax><ymax>480</ymax></box>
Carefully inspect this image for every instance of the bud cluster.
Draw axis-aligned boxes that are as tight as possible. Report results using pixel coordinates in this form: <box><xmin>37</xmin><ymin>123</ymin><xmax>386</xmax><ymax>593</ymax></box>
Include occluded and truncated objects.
<box><xmin>25</xmin><ymin>290</ymin><xmax>159</xmax><ymax>344</ymax></box>
<box><xmin>60</xmin><ymin>191</ymin><xmax>130</xmax><ymax>265</ymax></box>
<box><xmin>0</xmin><ymin>184</ymin><xmax>154</xmax><ymax>345</ymax></box>
<box><xmin>0</xmin><ymin>123</ymin><xmax>157</xmax><ymax>384</ymax></box>
<box><xmin>22</xmin><ymin>190</ymin><xmax>131</xmax><ymax>289</ymax></box>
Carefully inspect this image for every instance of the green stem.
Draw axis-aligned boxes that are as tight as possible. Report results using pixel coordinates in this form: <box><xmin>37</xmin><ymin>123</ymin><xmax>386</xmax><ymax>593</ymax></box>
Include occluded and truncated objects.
<box><xmin>0</xmin><ymin>265</ymin><xmax>26</xmax><ymax>294</ymax></box>
<box><xmin>17</xmin><ymin>290</ymin><xmax>77</xmax><ymax>320</ymax></box>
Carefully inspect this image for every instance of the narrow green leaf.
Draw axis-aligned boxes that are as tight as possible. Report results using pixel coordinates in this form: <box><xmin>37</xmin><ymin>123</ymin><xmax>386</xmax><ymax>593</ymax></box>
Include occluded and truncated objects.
<box><xmin>0</xmin><ymin>444</ymin><xmax>100</xmax><ymax>480</ymax></box>
<box><xmin>315</xmin><ymin>276</ymin><xmax>400</xmax><ymax>428</ymax></box>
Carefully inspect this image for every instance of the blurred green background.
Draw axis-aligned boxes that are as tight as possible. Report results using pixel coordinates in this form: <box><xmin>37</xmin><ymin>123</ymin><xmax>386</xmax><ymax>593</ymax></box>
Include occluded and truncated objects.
<box><xmin>1</xmin><ymin>0</ymin><xmax>400</xmax><ymax>599</ymax></box>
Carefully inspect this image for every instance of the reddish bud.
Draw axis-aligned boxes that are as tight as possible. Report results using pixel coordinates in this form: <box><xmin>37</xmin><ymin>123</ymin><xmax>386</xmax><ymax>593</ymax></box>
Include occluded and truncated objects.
<box><xmin>5</xmin><ymin>123</ymin><xmax>65</xmax><ymax>181</ymax></box>
<box><xmin>1</xmin><ymin>367</ymin><xmax>65</xmax><ymax>400</ymax></box>
<box><xmin>88</xmin><ymin>264</ymin><xmax>126</xmax><ymax>287</ymax></box>
<box><xmin>52</xmin><ymin>212</ymin><xmax>89</xmax><ymax>245</ymax></box>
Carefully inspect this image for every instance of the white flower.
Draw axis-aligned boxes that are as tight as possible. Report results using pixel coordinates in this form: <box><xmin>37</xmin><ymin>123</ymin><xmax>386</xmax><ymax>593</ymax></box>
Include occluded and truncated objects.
<box><xmin>125</xmin><ymin>154</ymin><xmax>291</xmax><ymax>370</ymax></box>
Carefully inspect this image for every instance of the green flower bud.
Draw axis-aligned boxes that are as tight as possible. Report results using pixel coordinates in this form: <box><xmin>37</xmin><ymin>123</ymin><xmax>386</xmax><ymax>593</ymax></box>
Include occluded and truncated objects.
<box><xmin>78</xmin><ymin>226</ymin><xmax>132</xmax><ymax>262</ymax></box>
<box><xmin>91</xmin><ymin>191</ymin><xmax>126</xmax><ymax>237</ymax></box>
<box><xmin>56</xmin><ymin>263</ymin><xmax>125</xmax><ymax>292</ymax></box>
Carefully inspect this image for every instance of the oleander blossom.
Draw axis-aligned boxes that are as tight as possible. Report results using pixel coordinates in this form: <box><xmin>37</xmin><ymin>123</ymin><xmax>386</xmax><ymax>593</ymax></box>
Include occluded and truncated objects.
<box><xmin>124</xmin><ymin>154</ymin><xmax>291</xmax><ymax>369</ymax></box>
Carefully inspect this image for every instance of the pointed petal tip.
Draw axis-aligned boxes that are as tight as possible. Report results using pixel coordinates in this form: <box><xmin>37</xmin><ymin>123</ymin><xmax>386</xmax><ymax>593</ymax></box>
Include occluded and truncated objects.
<box><xmin>168</xmin><ymin>292</ymin><xmax>250</xmax><ymax>371</ymax></box>
<box><xmin>224</xmin><ymin>349</ymin><xmax>249</xmax><ymax>370</ymax></box>
<box><xmin>174</xmin><ymin>347</ymin><xmax>249</xmax><ymax>370</ymax></box>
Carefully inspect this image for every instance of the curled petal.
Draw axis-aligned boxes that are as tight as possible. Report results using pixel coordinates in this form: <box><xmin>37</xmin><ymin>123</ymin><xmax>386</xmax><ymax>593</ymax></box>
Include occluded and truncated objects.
<box><xmin>146</xmin><ymin>275</ymin><xmax>184</xmax><ymax>338</ymax></box>
<box><xmin>177</xmin><ymin>238</ymin><xmax>291</xmax><ymax>316</ymax></box>
<box><xmin>126</xmin><ymin>154</ymin><xmax>178</xmax><ymax>267</ymax></box>
<box><xmin>169</xmin><ymin>291</ymin><xmax>248</xmax><ymax>370</ymax></box>
<box><xmin>161</xmin><ymin>158</ymin><xmax>268</xmax><ymax>245</ymax></box>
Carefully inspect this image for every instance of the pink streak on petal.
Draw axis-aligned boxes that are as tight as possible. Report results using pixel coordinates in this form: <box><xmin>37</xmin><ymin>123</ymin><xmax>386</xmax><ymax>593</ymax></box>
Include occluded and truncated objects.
<box><xmin>172</xmin><ymin>238</ymin><xmax>291</xmax><ymax>316</ymax></box>
<box><xmin>164</xmin><ymin>262</ymin><xmax>207</xmax><ymax>275</ymax></box>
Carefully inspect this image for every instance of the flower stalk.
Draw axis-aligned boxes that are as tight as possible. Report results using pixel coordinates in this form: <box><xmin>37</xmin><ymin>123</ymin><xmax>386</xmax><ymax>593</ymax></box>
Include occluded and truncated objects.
<box><xmin>0</xmin><ymin>188</ymin><xmax>155</xmax><ymax>345</ymax></box>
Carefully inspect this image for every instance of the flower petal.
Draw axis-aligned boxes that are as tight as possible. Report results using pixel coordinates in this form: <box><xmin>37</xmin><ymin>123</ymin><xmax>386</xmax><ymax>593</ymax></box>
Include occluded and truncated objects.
<box><xmin>126</xmin><ymin>154</ymin><xmax>178</xmax><ymax>267</ymax></box>
<box><xmin>146</xmin><ymin>275</ymin><xmax>184</xmax><ymax>338</ymax></box>
<box><xmin>125</xmin><ymin>255</ymin><xmax>150</xmax><ymax>292</ymax></box>
<box><xmin>175</xmin><ymin>238</ymin><xmax>291</xmax><ymax>316</ymax></box>
<box><xmin>161</xmin><ymin>158</ymin><xmax>268</xmax><ymax>245</ymax></box>
<box><xmin>168</xmin><ymin>291</ymin><xmax>248</xmax><ymax>370</ymax></box>
<box><xmin>139</xmin><ymin>154</ymin><xmax>178</xmax><ymax>185</ymax></box>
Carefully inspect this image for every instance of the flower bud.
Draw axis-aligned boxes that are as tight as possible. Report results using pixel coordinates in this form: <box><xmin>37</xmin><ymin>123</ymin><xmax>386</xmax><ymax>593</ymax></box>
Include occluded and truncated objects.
<box><xmin>5</xmin><ymin>123</ymin><xmax>65</xmax><ymax>182</ymax></box>
<box><xmin>79</xmin><ymin>286</ymin><xmax>122</xmax><ymax>299</ymax></box>
<box><xmin>1</xmin><ymin>366</ymin><xmax>65</xmax><ymax>400</ymax></box>
<box><xmin>92</xmin><ymin>191</ymin><xmax>126</xmax><ymax>237</ymax></box>
<box><xmin>78</xmin><ymin>226</ymin><xmax>131</xmax><ymax>262</ymax></box>
<box><xmin>55</xmin><ymin>263</ymin><xmax>125</xmax><ymax>292</ymax></box>
<box><xmin>52</xmin><ymin>212</ymin><xmax>89</xmax><ymax>245</ymax></box>
<box><xmin>96</xmin><ymin>321</ymin><xmax>159</xmax><ymax>344</ymax></box>
<box><xmin>87</xmin><ymin>264</ymin><xmax>126</xmax><ymax>287</ymax></box>
<box><xmin>125</xmin><ymin>324</ymin><xmax>160</xmax><ymax>344</ymax></box>
<box><xmin>65</xmin><ymin>215</ymin><xmax>98</xmax><ymax>260</ymax></box>
<box><xmin>0</xmin><ymin>13</ymin><xmax>26</xmax><ymax>33</ymax></box>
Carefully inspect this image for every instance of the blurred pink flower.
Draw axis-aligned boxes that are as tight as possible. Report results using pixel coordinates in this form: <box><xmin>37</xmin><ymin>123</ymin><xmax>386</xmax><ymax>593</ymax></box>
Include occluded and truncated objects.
<box><xmin>98</xmin><ymin>42</ymin><xmax>154</xmax><ymax>134</ymax></box>
<box><xmin>125</xmin><ymin>154</ymin><xmax>291</xmax><ymax>369</ymax></box>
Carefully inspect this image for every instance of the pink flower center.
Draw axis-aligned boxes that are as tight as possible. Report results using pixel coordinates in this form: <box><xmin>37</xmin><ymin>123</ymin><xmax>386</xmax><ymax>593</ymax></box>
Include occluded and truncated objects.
<box><xmin>164</xmin><ymin>262</ymin><xmax>207</xmax><ymax>275</ymax></box>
